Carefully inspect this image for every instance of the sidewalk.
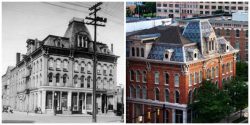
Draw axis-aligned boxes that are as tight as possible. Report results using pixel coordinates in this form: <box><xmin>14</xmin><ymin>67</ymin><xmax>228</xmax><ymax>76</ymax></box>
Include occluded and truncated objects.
<box><xmin>220</xmin><ymin>108</ymin><xmax>248</xmax><ymax>123</ymax></box>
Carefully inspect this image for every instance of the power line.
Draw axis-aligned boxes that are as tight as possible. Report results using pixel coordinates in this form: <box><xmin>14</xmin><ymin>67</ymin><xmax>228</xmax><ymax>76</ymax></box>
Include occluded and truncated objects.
<box><xmin>43</xmin><ymin>2</ymin><xmax>86</xmax><ymax>13</ymax></box>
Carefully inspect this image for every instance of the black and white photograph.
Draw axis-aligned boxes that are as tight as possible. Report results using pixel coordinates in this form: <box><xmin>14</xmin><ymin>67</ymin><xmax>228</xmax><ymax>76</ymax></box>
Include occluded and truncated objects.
<box><xmin>2</xmin><ymin>2</ymin><xmax>125</xmax><ymax>123</ymax></box>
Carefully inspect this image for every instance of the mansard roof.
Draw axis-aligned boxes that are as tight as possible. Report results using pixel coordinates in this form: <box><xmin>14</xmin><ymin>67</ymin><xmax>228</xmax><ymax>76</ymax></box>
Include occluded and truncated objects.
<box><xmin>127</xmin><ymin>26</ymin><xmax>191</xmax><ymax>45</ymax></box>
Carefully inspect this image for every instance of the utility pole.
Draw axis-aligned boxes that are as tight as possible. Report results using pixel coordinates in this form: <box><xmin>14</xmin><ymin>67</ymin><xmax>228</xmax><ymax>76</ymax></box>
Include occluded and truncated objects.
<box><xmin>86</xmin><ymin>2</ymin><xmax>107</xmax><ymax>123</ymax></box>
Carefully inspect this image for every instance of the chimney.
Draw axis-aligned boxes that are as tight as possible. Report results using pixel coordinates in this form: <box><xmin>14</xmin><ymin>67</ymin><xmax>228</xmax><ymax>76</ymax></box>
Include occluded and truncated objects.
<box><xmin>16</xmin><ymin>53</ymin><xmax>21</xmax><ymax>65</ymax></box>
<box><xmin>111</xmin><ymin>43</ymin><xmax>113</xmax><ymax>53</ymax></box>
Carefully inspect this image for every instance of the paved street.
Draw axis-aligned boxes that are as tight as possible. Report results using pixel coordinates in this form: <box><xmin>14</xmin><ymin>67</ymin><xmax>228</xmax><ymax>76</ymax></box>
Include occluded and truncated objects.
<box><xmin>2</xmin><ymin>111</ymin><xmax>123</xmax><ymax>123</ymax></box>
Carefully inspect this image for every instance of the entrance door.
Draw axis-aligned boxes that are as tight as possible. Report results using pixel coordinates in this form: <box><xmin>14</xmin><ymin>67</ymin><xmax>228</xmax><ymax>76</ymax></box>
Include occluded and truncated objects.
<box><xmin>101</xmin><ymin>94</ymin><xmax>107</xmax><ymax>113</ymax></box>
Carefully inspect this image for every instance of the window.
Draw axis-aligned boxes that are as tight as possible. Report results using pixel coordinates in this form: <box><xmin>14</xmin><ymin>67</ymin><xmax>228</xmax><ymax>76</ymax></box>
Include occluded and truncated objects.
<box><xmin>142</xmin><ymin>86</ymin><xmax>147</xmax><ymax>99</ymax></box>
<box><xmin>157</xmin><ymin>3</ymin><xmax>161</xmax><ymax>7</ymax></box>
<box><xmin>212</xmin><ymin>68</ymin><xmax>215</xmax><ymax>79</ymax></box>
<box><xmin>212</xmin><ymin>6</ymin><xmax>216</xmax><ymax>9</ymax></box>
<box><xmin>63</xmin><ymin>74</ymin><xmax>67</xmax><ymax>85</ymax></box>
<box><xmin>154</xmin><ymin>72</ymin><xmax>159</xmax><ymax>84</ymax></box>
<box><xmin>130</xmin><ymin>86</ymin><xmax>135</xmax><ymax>98</ymax></box>
<box><xmin>205</xmin><ymin>5</ymin><xmax>209</xmax><ymax>9</ymax></box>
<box><xmin>103</xmin><ymin>65</ymin><xmax>107</xmax><ymax>76</ymax></box>
<box><xmin>207</xmin><ymin>69</ymin><xmax>211</xmax><ymax>79</ymax></box>
<box><xmin>136</xmin><ymin>86</ymin><xmax>140</xmax><ymax>98</ymax></box>
<box><xmin>227</xmin><ymin>63</ymin><xmax>230</xmax><ymax>73</ymax></box>
<box><xmin>165</xmin><ymin>89</ymin><xmax>169</xmax><ymax>102</ymax></box>
<box><xmin>63</xmin><ymin>60</ymin><xmax>68</xmax><ymax>71</ymax></box>
<box><xmin>132</xmin><ymin>47</ymin><xmax>135</xmax><ymax>56</ymax></box>
<box><xmin>235</xmin><ymin>41</ymin><xmax>240</xmax><ymax>49</ymax></box>
<box><xmin>136</xmin><ymin>70</ymin><xmax>140</xmax><ymax>82</ymax></box>
<box><xmin>236</xmin><ymin>29</ymin><xmax>240</xmax><ymax>37</ymax></box>
<box><xmin>49</xmin><ymin>58</ymin><xmax>53</xmax><ymax>69</ymax></box>
<box><xmin>141</xmin><ymin>48</ymin><xmax>144</xmax><ymax>57</ymax></box>
<box><xmin>222</xmin><ymin>64</ymin><xmax>225</xmax><ymax>74</ymax></box>
<box><xmin>195</xmin><ymin>72</ymin><xmax>199</xmax><ymax>84</ymax></box>
<box><xmin>74</xmin><ymin>62</ymin><xmax>79</xmax><ymax>72</ymax></box>
<box><xmin>136</xmin><ymin>48</ymin><xmax>140</xmax><ymax>57</ymax></box>
<box><xmin>142</xmin><ymin>71</ymin><xmax>147</xmax><ymax>83</ymax></box>
<box><xmin>199</xmin><ymin>71</ymin><xmax>202</xmax><ymax>83</ymax></box>
<box><xmin>155</xmin><ymin>88</ymin><xmax>160</xmax><ymax>101</ymax></box>
<box><xmin>189</xmin><ymin>73</ymin><xmax>192</xmax><ymax>86</ymax></box>
<box><xmin>230</xmin><ymin>62</ymin><xmax>233</xmax><ymax>72</ymax></box>
<box><xmin>48</xmin><ymin>73</ymin><xmax>53</xmax><ymax>83</ymax></box>
<box><xmin>74</xmin><ymin>75</ymin><xmax>78</xmax><ymax>87</ymax></box>
<box><xmin>165</xmin><ymin>73</ymin><xmax>169</xmax><ymax>85</ymax></box>
<box><xmin>56</xmin><ymin>74</ymin><xmax>60</xmax><ymax>83</ymax></box>
<box><xmin>130</xmin><ymin>70</ymin><xmax>134</xmax><ymax>81</ymax></box>
<box><xmin>80</xmin><ymin>76</ymin><xmax>84</xmax><ymax>88</ymax></box>
<box><xmin>97</xmin><ymin>64</ymin><xmax>101</xmax><ymax>74</ymax></box>
<box><xmin>87</xmin><ymin>62</ymin><xmax>91</xmax><ymax>73</ymax></box>
<box><xmin>200</xmin><ymin>5</ymin><xmax>203</xmax><ymax>9</ymax></box>
<box><xmin>245</xmin><ymin>30</ymin><xmax>248</xmax><ymax>38</ymax></box>
<box><xmin>81</xmin><ymin>63</ymin><xmax>85</xmax><ymax>73</ymax></box>
<box><xmin>226</xmin><ymin>29</ymin><xmax>230</xmax><ymax>36</ymax></box>
<box><xmin>175</xmin><ymin>90</ymin><xmax>180</xmax><ymax>103</ymax></box>
<box><xmin>163</xmin><ymin>4</ymin><xmax>167</xmax><ymax>7</ymax></box>
<box><xmin>238</xmin><ymin>6</ymin><xmax>243</xmax><ymax>10</ymax></box>
<box><xmin>216</xmin><ymin>66</ymin><xmax>219</xmax><ymax>77</ymax></box>
<box><xmin>174</xmin><ymin>74</ymin><xmax>179</xmax><ymax>87</ymax></box>
<box><xmin>87</xmin><ymin>76</ymin><xmax>91</xmax><ymax>88</ymax></box>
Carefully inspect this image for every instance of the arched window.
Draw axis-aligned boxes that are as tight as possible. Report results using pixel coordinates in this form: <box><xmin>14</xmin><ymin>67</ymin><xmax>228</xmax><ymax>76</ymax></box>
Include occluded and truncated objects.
<box><xmin>40</xmin><ymin>74</ymin><xmax>42</xmax><ymax>86</ymax></box>
<box><xmin>165</xmin><ymin>89</ymin><xmax>169</xmax><ymax>102</ymax></box>
<box><xmin>87</xmin><ymin>76</ymin><xmax>91</xmax><ymax>88</ymax></box>
<box><xmin>48</xmin><ymin>73</ymin><xmax>53</xmax><ymax>83</ymax></box>
<box><xmin>130</xmin><ymin>70</ymin><xmax>134</xmax><ymax>81</ymax></box>
<box><xmin>97</xmin><ymin>63</ymin><xmax>101</xmax><ymax>74</ymax></box>
<box><xmin>109</xmin><ymin>78</ymin><xmax>113</xmax><ymax>90</ymax></box>
<box><xmin>227</xmin><ymin>63</ymin><xmax>230</xmax><ymax>73</ymax></box>
<box><xmin>49</xmin><ymin>58</ymin><xmax>53</xmax><ymax>69</ymax></box>
<box><xmin>63</xmin><ymin>74</ymin><xmax>67</xmax><ymax>86</ymax></box>
<box><xmin>136</xmin><ymin>70</ymin><xmax>140</xmax><ymax>82</ymax></box>
<box><xmin>63</xmin><ymin>60</ymin><xmax>68</xmax><ymax>71</ymax></box>
<box><xmin>154</xmin><ymin>71</ymin><xmax>159</xmax><ymax>84</ymax></box>
<box><xmin>222</xmin><ymin>64</ymin><xmax>225</xmax><ymax>74</ymax></box>
<box><xmin>236</xmin><ymin>29</ymin><xmax>240</xmax><ymax>37</ymax></box>
<box><xmin>142</xmin><ymin>86</ymin><xmax>147</xmax><ymax>99</ymax></box>
<box><xmin>40</xmin><ymin>59</ymin><xmax>42</xmax><ymax>71</ymax></box>
<box><xmin>56</xmin><ymin>74</ymin><xmax>60</xmax><ymax>83</ymax></box>
<box><xmin>226</xmin><ymin>29</ymin><xmax>230</xmax><ymax>36</ymax></box>
<box><xmin>109</xmin><ymin>65</ymin><xmax>113</xmax><ymax>76</ymax></box>
<box><xmin>74</xmin><ymin>75</ymin><xmax>78</xmax><ymax>87</ymax></box>
<box><xmin>188</xmin><ymin>90</ymin><xmax>192</xmax><ymax>104</ymax></box>
<box><xmin>132</xmin><ymin>47</ymin><xmax>135</xmax><ymax>56</ymax></box>
<box><xmin>175</xmin><ymin>90</ymin><xmax>180</xmax><ymax>103</ymax></box>
<box><xmin>87</xmin><ymin>62</ymin><xmax>92</xmax><ymax>73</ymax></box>
<box><xmin>136</xmin><ymin>86</ymin><xmax>141</xmax><ymax>98</ymax></box>
<box><xmin>199</xmin><ymin>70</ymin><xmax>202</xmax><ymax>83</ymax></box>
<box><xmin>80</xmin><ymin>76</ymin><xmax>84</xmax><ymax>88</ymax></box>
<box><xmin>189</xmin><ymin>73</ymin><xmax>193</xmax><ymax>86</ymax></box>
<box><xmin>164</xmin><ymin>73</ymin><xmax>169</xmax><ymax>85</ymax></box>
<box><xmin>195</xmin><ymin>72</ymin><xmax>199</xmax><ymax>84</ymax></box>
<box><xmin>74</xmin><ymin>61</ymin><xmax>79</xmax><ymax>72</ymax></box>
<box><xmin>81</xmin><ymin>62</ymin><xmax>85</xmax><ymax>73</ymax></box>
<box><xmin>136</xmin><ymin>47</ymin><xmax>140</xmax><ymax>57</ymax></box>
<box><xmin>155</xmin><ymin>88</ymin><xmax>160</xmax><ymax>101</ymax></box>
<box><xmin>56</xmin><ymin>59</ymin><xmax>61</xmax><ymax>70</ymax></box>
<box><xmin>141</xmin><ymin>48</ymin><xmax>144</xmax><ymax>57</ymax></box>
<box><xmin>142</xmin><ymin>71</ymin><xmax>147</xmax><ymax>83</ymax></box>
<box><xmin>212</xmin><ymin>68</ymin><xmax>215</xmax><ymax>79</ymax></box>
<box><xmin>103</xmin><ymin>78</ymin><xmax>107</xmax><ymax>89</ymax></box>
<box><xmin>103</xmin><ymin>64</ymin><xmax>107</xmax><ymax>76</ymax></box>
<box><xmin>174</xmin><ymin>74</ymin><xmax>179</xmax><ymax>87</ymax></box>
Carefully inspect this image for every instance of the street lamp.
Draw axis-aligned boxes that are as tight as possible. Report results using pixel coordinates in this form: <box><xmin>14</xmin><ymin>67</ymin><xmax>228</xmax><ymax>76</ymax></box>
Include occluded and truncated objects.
<box><xmin>54</xmin><ymin>92</ymin><xmax>57</xmax><ymax>116</ymax></box>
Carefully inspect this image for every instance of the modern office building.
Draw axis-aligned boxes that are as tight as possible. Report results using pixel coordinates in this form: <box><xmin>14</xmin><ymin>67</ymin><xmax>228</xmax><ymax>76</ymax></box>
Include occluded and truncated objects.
<box><xmin>126</xmin><ymin>19</ymin><xmax>238</xmax><ymax>123</ymax></box>
<box><xmin>2</xmin><ymin>17</ymin><xmax>120</xmax><ymax>115</ymax></box>
<box><xmin>156</xmin><ymin>1</ymin><xmax>248</xmax><ymax>18</ymax></box>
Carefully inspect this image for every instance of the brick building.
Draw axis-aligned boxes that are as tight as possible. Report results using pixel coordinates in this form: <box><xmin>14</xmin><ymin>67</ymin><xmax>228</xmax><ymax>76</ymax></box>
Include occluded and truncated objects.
<box><xmin>126</xmin><ymin>19</ymin><xmax>238</xmax><ymax>123</ymax></box>
<box><xmin>156</xmin><ymin>1</ymin><xmax>248</xmax><ymax>18</ymax></box>
<box><xmin>2</xmin><ymin>17</ymin><xmax>121</xmax><ymax>115</ymax></box>
<box><xmin>178</xmin><ymin>14</ymin><xmax>248</xmax><ymax>61</ymax></box>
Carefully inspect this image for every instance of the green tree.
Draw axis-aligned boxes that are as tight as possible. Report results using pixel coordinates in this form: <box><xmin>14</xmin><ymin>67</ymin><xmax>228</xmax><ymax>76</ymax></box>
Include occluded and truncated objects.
<box><xmin>126</xmin><ymin>7</ymin><xmax>132</xmax><ymax>17</ymax></box>
<box><xmin>224</xmin><ymin>78</ymin><xmax>248</xmax><ymax>118</ymax></box>
<box><xmin>191</xmin><ymin>81</ymin><xmax>232</xmax><ymax>123</ymax></box>
<box><xmin>236</xmin><ymin>61</ymin><xmax>248</xmax><ymax>82</ymax></box>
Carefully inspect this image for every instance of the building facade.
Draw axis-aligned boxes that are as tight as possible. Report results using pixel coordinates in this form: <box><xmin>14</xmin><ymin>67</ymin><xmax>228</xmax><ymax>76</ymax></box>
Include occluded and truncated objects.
<box><xmin>126</xmin><ymin>19</ymin><xmax>238</xmax><ymax>123</ymax></box>
<box><xmin>2</xmin><ymin>17</ymin><xmax>120</xmax><ymax>115</ymax></box>
<box><xmin>156</xmin><ymin>1</ymin><xmax>248</xmax><ymax>18</ymax></box>
<box><xmin>178</xmin><ymin>14</ymin><xmax>248</xmax><ymax>62</ymax></box>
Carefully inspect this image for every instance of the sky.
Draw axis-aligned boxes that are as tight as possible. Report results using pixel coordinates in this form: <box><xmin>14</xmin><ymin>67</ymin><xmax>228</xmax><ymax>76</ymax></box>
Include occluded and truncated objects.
<box><xmin>2</xmin><ymin>2</ymin><xmax>125</xmax><ymax>85</ymax></box>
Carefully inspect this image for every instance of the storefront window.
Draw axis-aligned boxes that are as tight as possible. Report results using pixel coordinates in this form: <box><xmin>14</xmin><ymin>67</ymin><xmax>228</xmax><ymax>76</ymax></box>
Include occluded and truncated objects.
<box><xmin>46</xmin><ymin>91</ymin><xmax>52</xmax><ymax>109</ymax></box>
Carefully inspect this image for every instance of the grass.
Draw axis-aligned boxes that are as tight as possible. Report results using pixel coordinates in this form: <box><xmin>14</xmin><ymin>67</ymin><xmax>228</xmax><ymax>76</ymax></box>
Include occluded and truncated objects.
<box><xmin>232</xmin><ymin>117</ymin><xmax>247</xmax><ymax>123</ymax></box>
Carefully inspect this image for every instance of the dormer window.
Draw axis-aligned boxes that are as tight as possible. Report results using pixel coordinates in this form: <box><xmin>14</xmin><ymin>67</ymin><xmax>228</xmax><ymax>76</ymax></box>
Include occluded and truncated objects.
<box><xmin>226</xmin><ymin>44</ymin><xmax>229</xmax><ymax>52</ymax></box>
<box><xmin>163</xmin><ymin>49</ymin><xmax>174</xmax><ymax>61</ymax></box>
<box><xmin>188</xmin><ymin>48</ymin><xmax>198</xmax><ymax>61</ymax></box>
<box><xmin>77</xmin><ymin>35</ymin><xmax>88</xmax><ymax>48</ymax></box>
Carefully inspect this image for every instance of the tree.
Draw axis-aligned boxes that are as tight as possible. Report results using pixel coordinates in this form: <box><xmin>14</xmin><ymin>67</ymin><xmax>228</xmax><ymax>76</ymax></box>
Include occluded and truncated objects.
<box><xmin>236</xmin><ymin>61</ymin><xmax>248</xmax><ymax>82</ymax></box>
<box><xmin>126</xmin><ymin>7</ymin><xmax>132</xmax><ymax>17</ymax></box>
<box><xmin>224</xmin><ymin>77</ymin><xmax>248</xmax><ymax>118</ymax></box>
<box><xmin>191</xmin><ymin>81</ymin><xmax>232</xmax><ymax>123</ymax></box>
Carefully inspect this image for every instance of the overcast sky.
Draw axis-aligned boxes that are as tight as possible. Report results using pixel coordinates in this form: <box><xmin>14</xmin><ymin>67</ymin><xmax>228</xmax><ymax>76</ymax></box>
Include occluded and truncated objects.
<box><xmin>2</xmin><ymin>2</ymin><xmax>125</xmax><ymax>85</ymax></box>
